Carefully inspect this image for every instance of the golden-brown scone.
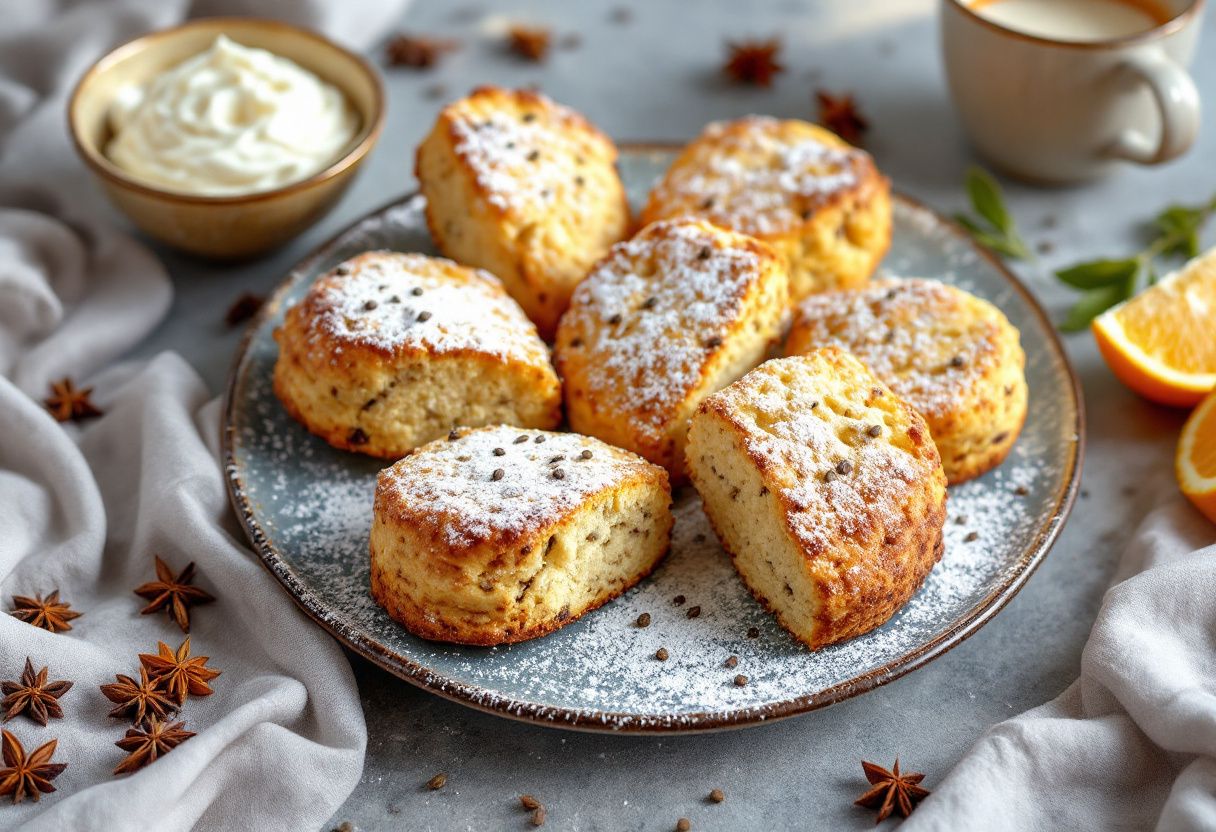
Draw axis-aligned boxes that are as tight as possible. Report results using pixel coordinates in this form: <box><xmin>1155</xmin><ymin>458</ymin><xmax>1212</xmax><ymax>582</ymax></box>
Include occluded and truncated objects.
<box><xmin>370</xmin><ymin>426</ymin><xmax>673</xmax><ymax>645</ymax></box>
<box><xmin>273</xmin><ymin>251</ymin><xmax>561</xmax><ymax>458</ymax></box>
<box><xmin>785</xmin><ymin>278</ymin><xmax>1028</xmax><ymax>484</ymax></box>
<box><xmin>416</xmin><ymin>86</ymin><xmax>630</xmax><ymax>339</ymax></box>
<box><xmin>685</xmin><ymin>350</ymin><xmax>947</xmax><ymax>650</ymax></box>
<box><xmin>554</xmin><ymin>217</ymin><xmax>789</xmax><ymax>482</ymax></box>
<box><xmin>639</xmin><ymin>116</ymin><xmax>891</xmax><ymax>301</ymax></box>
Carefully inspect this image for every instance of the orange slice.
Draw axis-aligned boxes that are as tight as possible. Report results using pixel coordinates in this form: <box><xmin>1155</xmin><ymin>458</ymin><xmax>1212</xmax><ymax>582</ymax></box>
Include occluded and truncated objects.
<box><xmin>1177</xmin><ymin>388</ymin><xmax>1216</xmax><ymax>525</ymax></box>
<box><xmin>1092</xmin><ymin>250</ymin><xmax>1216</xmax><ymax>407</ymax></box>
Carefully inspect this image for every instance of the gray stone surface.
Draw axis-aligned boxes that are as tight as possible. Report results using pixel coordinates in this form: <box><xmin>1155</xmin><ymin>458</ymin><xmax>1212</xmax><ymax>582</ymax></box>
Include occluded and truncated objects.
<box><xmin>119</xmin><ymin>1</ymin><xmax>1213</xmax><ymax>829</ymax></box>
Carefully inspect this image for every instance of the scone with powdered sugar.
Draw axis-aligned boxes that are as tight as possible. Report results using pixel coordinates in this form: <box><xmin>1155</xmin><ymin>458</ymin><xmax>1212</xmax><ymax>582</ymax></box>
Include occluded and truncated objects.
<box><xmin>416</xmin><ymin>86</ymin><xmax>630</xmax><ymax>339</ymax></box>
<box><xmin>685</xmin><ymin>349</ymin><xmax>947</xmax><ymax>650</ymax></box>
<box><xmin>370</xmin><ymin>426</ymin><xmax>673</xmax><ymax>645</ymax></box>
<box><xmin>273</xmin><ymin>251</ymin><xmax>561</xmax><ymax>458</ymax></box>
<box><xmin>554</xmin><ymin>217</ymin><xmax>789</xmax><ymax>482</ymax></box>
<box><xmin>639</xmin><ymin>116</ymin><xmax>890</xmax><ymax>301</ymax></box>
<box><xmin>785</xmin><ymin>278</ymin><xmax>1027</xmax><ymax>484</ymax></box>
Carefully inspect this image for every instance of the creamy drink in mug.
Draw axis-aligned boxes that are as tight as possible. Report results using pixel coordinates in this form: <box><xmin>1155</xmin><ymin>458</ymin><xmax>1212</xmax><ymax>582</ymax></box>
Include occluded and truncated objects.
<box><xmin>941</xmin><ymin>0</ymin><xmax>1204</xmax><ymax>183</ymax></box>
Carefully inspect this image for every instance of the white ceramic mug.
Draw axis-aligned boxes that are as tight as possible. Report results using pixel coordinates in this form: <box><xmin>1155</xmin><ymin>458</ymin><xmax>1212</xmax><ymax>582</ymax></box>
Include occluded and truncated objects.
<box><xmin>941</xmin><ymin>0</ymin><xmax>1204</xmax><ymax>183</ymax></box>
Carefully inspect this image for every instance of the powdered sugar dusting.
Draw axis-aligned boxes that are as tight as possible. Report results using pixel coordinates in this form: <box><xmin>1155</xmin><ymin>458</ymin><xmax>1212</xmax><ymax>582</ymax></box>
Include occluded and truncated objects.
<box><xmin>224</xmin><ymin>155</ymin><xmax>1081</xmax><ymax>730</ymax></box>
<box><xmin>294</xmin><ymin>251</ymin><xmax>549</xmax><ymax>365</ymax></box>
<box><xmin>447</xmin><ymin>91</ymin><xmax>605</xmax><ymax>216</ymax></box>
<box><xmin>790</xmin><ymin>278</ymin><xmax>1016</xmax><ymax>420</ymax></box>
<box><xmin>561</xmin><ymin>219</ymin><xmax>766</xmax><ymax>439</ymax></box>
<box><xmin>378</xmin><ymin>426</ymin><xmax>652</xmax><ymax>551</ymax></box>
<box><xmin>646</xmin><ymin>116</ymin><xmax>866</xmax><ymax>236</ymax></box>
<box><xmin>711</xmin><ymin>354</ymin><xmax>932</xmax><ymax>554</ymax></box>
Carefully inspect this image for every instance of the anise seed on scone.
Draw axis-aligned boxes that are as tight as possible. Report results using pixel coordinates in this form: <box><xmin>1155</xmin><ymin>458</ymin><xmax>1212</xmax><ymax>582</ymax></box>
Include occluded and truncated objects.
<box><xmin>415</xmin><ymin>86</ymin><xmax>630</xmax><ymax>339</ymax></box>
<box><xmin>639</xmin><ymin>116</ymin><xmax>891</xmax><ymax>301</ymax></box>
<box><xmin>685</xmin><ymin>349</ymin><xmax>947</xmax><ymax>650</ymax></box>
<box><xmin>273</xmin><ymin>251</ymin><xmax>561</xmax><ymax>458</ymax></box>
<box><xmin>785</xmin><ymin>278</ymin><xmax>1028</xmax><ymax>484</ymax></box>
<box><xmin>370</xmin><ymin>426</ymin><xmax>673</xmax><ymax>646</ymax></box>
<box><xmin>555</xmin><ymin>217</ymin><xmax>789</xmax><ymax>482</ymax></box>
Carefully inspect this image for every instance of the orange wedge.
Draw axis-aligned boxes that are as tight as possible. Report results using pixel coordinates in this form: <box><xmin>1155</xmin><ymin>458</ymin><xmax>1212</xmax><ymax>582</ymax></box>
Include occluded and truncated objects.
<box><xmin>1177</xmin><ymin>389</ymin><xmax>1216</xmax><ymax>525</ymax></box>
<box><xmin>1091</xmin><ymin>250</ymin><xmax>1216</xmax><ymax>407</ymax></box>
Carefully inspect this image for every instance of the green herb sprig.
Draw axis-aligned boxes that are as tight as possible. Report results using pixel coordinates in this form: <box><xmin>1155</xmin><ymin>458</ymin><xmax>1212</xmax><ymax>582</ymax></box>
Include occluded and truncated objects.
<box><xmin>1054</xmin><ymin>194</ymin><xmax>1216</xmax><ymax>331</ymax></box>
<box><xmin>954</xmin><ymin>167</ymin><xmax>1032</xmax><ymax>261</ymax></box>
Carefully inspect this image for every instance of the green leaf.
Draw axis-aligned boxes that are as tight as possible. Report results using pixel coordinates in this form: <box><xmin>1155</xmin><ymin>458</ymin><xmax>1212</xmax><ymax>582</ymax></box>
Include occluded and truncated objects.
<box><xmin>965</xmin><ymin>167</ymin><xmax>1012</xmax><ymax>233</ymax></box>
<box><xmin>1054</xmin><ymin>258</ymin><xmax>1140</xmax><ymax>290</ymax></box>
<box><xmin>1146</xmin><ymin>263</ymin><xmax>1160</xmax><ymax>286</ymax></box>
<box><xmin>1060</xmin><ymin>284</ymin><xmax>1130</xmax><ymax>332</ymax></box>
<box><xmin>1154</xmin><ymin>205</ymin><xmax>1203</xmax><ymax>236</ymax></box>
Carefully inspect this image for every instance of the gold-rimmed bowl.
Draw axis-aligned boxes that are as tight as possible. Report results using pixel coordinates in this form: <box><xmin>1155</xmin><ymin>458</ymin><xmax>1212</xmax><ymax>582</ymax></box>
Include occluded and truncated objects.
<box><xmin>68</xmin><ymin>17</ymin><xmax>385</xmax><ymax>260</ymax></box>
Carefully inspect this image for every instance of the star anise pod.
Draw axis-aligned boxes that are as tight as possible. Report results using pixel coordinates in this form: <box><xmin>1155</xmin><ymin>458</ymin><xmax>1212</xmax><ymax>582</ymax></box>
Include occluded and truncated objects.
<box><xmin>854</xmin><ymin>759</ymin><xmax>930</xmax><ymax>823</ymax></box>
<box><xmin>133</xmin><ymin>555</ymin><xmax>215</xmax><ymax>633</ymax></box>
<box><xmin>817</xmin><ymin>89</ymin><xmax>869</xmax><ymax>145</ymax></box>
<box><xmin>1</xmin><ymin>659</ymin><xmax>71</xmax><ymax>726</ymax></box>
<box><xmin>42</xmin><ymin>378</ymin><xmax>102</xmax><ymax>423</ymax></box>
<box><xmin>0</xmin><ymin>730</ymin><xmax>66</xmax><ymax>804</ymax></box>
<box><xmin>723</xmin><ymin>38</ymin><xmax>784</xmax><ymax>86</ymax></box>
<box><xmin>9</xmin><ymin>591</ymin><xmax>81</xmax><ymax>633</ymax></box>
<box><xmin>508</xmin><ymin>25</ymin><xmax>551</xmax><ymax>62</ymax></box>
<box><xmin>113</xmin><ymin>717</ymin><xmax>195</xmax><ymax>776</ymax></box>
<box><xmin>385</xmin><ymin>33</ymin><xmax>460</xmax><ymax>69</ymax></box>
<box><xmin>138</xmin><ymin>637</ymin><xmax>220</xmax><ymax>705</ymax></box>
<box><xmin>224</xmin><ymin>292</ymin><xmax>264</xmax><ymax>327</ymax></box>
<box><xmin>100</xmin><ymin>666</ymin><xmax>178</xmax><ymax>725</ymax></box>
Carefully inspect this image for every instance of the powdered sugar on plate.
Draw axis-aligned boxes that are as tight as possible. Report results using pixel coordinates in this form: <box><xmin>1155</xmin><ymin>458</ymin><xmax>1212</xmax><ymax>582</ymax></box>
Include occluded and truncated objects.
<box><xmin>224</xmin><ymin>149</ymin><xmax>1081</xmax><ymax>731</ymax></box>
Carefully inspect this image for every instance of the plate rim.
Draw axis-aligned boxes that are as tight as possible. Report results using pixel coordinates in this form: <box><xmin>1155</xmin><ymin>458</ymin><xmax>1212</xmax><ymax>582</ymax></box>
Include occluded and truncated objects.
<box><xmin>221</xmin><ymin>144</ymin><xmax>1086</xmax><ymax>734</ymax></box>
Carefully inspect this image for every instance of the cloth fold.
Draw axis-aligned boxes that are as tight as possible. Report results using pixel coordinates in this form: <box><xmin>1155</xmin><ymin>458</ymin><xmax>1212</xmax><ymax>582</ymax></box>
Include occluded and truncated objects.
<box><xmin>0</xmin><ymin>0</ymin><xmax>408</xmax><ymax>828</ymax></box>
<box><xmin>905</xmin><ymin>499</ymin><xmax>1216</xmax><ymax>832</ymax></box>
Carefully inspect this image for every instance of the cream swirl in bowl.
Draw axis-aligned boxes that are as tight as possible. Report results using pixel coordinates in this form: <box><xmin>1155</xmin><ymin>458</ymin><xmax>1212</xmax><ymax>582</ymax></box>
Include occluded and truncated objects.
<box><xmin>106</xmin><ymin>35</ymin><xmax>358</xmax><ymax>196</ymax></box>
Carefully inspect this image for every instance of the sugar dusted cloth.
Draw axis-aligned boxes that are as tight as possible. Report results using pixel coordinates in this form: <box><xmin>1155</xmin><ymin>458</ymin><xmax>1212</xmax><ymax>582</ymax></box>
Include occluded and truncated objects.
<box><xmin>0</xmin><ymin>0</ymin><xmax>406</xmax><ymax>828</ymax></box>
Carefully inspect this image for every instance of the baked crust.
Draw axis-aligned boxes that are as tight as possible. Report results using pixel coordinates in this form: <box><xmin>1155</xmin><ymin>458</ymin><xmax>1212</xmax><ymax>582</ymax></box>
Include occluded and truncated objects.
<box><xmin>686</xmin><ymin>349</ymin><xmax>948</xmax><ymax>650</ymax></box>
<box><xmin>370</xmin><ymin>426</ymin><xmax>673</xmax><ymax>645</ymax></box>
<box><xmin>273</xmin><ymin>251</ymin><xmax>561</xmax><ymax>458</ymax></box>
<box><xmin>785</xmin><ymin>278</ymin><xmax>1028</xmax><ymax>484</ymax></box>
<box><xmin>554</xmin><ymin>217</ymin><xmax>789</xmax><ymax>482</ymax></box>
<box><xmin>639</xmin><ymin>116</ymin><xmax>891</xmax><ymax>301</ymax></box>
<box><xmin>416</xmin><ymin>86</ymin><xmax>631</xmax><ymax>339</ymax></box>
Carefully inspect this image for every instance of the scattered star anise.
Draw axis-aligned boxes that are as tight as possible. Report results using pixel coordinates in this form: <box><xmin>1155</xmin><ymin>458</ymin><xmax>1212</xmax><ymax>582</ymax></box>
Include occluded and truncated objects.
<box><xmin>385</xmin><ymin>33</ymin><xmax>460</xmax><ymax>69</ymax></box>
<box><xmin>113</xmin><ymin>717</ymin><xmax>195</xmax><ymax>776</ymax></box>
<box><xmin>508</xmin><ymin>25</ymin><xmax>551</xmax><ymax>62</ymax></box>
<box><xmin>723</xmin><ymin>38</ymin><xmax>784</xmax><ymax>86</ymax></box>
<box><xmin>100</xmin><ymin>666</ymin><xmax>177</xmax><ymax>725</ymax></box>
<box><xmin>224</xmin><ymin>292</ymin><xmax>264</xmax><ymax>327</ymax></box>
<box><xmin>1</xmin><ymin>659</ymin><xmax>71</xmax><ymax>726</ymax></box>
<box><xmin>816</xmin><ymin>89</ymin><xmax>869</xmax><ymax>145</ymax></box>
<box><xmin>0</xmin><ymin>730</ymin><xmax>66</xmax><ymax>804</ymax></box>
<box><xmin>138</xmin><ymin>637</ymin><xmax>221</xmax><ymax>705</ymax></box>
<box><xmin>854</xmin><ymin>759</ymin><xmax>930</xmax><ymax>823</ymax></box>
<box><xmin>9</xmin><ymin>591</ymin><xmax>81</xmax><ymax>633</ymax></box>
<box><xmin>42</xmin><ymin>378</ymin><xmax>102</xmax><ymax>423</ymax></box>
<box><xmin>133</xmin><ymin>555</ymin><xmax>215</xmax><ymax>633</ymax></box>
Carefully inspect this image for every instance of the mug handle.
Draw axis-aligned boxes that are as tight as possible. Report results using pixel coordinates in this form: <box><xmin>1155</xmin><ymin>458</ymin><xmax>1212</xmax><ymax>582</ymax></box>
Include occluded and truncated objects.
<box><xmin>1104</xmin><ymin>50</ymin><xmax>1201</xmax><ymax>165</ymax></box>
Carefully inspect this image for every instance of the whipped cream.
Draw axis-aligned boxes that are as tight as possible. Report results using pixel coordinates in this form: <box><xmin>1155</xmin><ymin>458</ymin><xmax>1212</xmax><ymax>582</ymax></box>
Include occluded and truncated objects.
<box><xmin>106</xmin><ymin>35</ymin><xmax>359</xmax><ymax>196</ymax></box>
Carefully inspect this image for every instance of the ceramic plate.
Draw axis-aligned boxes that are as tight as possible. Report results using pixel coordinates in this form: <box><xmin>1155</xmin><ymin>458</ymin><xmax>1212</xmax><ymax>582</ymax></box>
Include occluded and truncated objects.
<box><xmin>222</xmin><ymin>146</ymin><xmax>1083</xmax><ymax>733</ymax></box>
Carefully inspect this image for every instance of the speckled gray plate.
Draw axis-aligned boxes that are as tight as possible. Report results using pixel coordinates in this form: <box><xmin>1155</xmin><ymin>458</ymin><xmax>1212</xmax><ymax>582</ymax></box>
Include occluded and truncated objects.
<box><xmin>222</xmin><ymin>146</ymin><xmax>1083</xmax><ymax>733</ymax></box>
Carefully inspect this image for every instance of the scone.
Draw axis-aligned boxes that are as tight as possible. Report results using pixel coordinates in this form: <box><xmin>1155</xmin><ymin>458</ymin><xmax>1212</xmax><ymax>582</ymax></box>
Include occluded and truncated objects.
<box><xmin>370</xmin><ymin>426</ymin><xmax>673</xmax><ymax>645</ymax></box>
<box><xmin>685</xmin><ymin>350</ymin><xmax>947</xmax><ymax>650</ymax></box>
<box><xmin>785</xmin><ymin>278</ymin><xmax>1028</xmax><ymax>484</ymax></box>
<box><xmin>639</xmin><ymin>116</ymin><xmax>891</xmax><ymax>301</ymax></box>
<box><xmin>555</xmin><ymin>217</ymin><xmax>789</xmax><ymax>482</ymax></box>
<box><xmin>273</xmin><ymin>251</ymin><xmax>561</xmax><ymax>458</ymax></box>
<box><xmin>416</xmin><ymin>86</ymin><xmax>630</xmax><ymax>339</ymax></box>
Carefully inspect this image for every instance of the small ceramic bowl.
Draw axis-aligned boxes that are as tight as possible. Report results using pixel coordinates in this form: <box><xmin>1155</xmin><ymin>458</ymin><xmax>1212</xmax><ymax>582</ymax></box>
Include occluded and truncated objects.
<box><xmin>68</xmin><ymin>17</ymin><xmax>385</xmax><ymax>260</ymax></box>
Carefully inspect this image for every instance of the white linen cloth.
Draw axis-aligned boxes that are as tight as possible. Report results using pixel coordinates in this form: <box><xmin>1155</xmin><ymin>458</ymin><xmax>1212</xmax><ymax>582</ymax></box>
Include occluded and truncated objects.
<box><xmin>906</xmin><ymin>498</ymin><xmax>1216</xmax><ymax>832</ymax></box>
<box><xmin>0</xmin><ymin>1</ymin><xmax>405</xmax><ymax>829</ymax></box>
